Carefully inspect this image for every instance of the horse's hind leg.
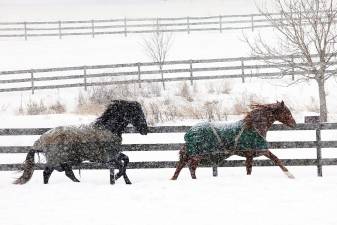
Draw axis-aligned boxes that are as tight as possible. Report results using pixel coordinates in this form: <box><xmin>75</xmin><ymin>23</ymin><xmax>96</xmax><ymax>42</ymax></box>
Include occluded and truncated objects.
<box><xmin>245</xmin><ymin>154</ymin><xmax>253</xmax><ymax>175</ymax></box>
<box><xmin>263</xmin><ymin>150</ymin><xmax>295</xmax><ymax>179</ymax></box>
<box><xmin>188</xmin><ymin>157</ymin><xmax>200</xmax><ymax>179</ymax></box>
<box><xmin>61</xmin><ymin>163</ymin><xmax>80</xmax><ymax>182</ymax></box>
<box><xmin>43</xmin><ymin>166</ymin><xmax>54</xmax><ymax>184</ymax></box>
<box><xmin>171</xmin><ymin>145</ymin><xmax>189</xmax><ymax>180</ymax></box>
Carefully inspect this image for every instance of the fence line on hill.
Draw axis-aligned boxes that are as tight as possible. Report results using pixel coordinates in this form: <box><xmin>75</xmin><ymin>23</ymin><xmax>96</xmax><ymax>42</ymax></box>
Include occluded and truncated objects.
<box><xmin>0</xmin><ymin>12</ymin><xmax>335</xmax><ymax>39</ymax></box>
<box><xmin>0</xmin><ymin>123</ymin><xmax>337</xmax><ymax>178</ymax></box>
<box><xmin>0</xmin><ymin>54</ymin><xmax>336</xmax><ymax>94</ymax></box>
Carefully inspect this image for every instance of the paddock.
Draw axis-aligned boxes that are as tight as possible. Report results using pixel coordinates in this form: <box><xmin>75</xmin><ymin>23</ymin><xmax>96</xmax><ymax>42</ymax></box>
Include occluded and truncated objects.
<box><xmin>1</xmin><ymin>119</ymin><xmax>337</xmax><ymax>225</ymax></box>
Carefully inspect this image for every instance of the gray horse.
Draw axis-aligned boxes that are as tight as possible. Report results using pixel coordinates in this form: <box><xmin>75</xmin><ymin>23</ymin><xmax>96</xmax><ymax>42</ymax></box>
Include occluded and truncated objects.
<box><xmin>14</xmin><ymin>100</ymin><xmax>148</xmax><ymax>185</ymax></box>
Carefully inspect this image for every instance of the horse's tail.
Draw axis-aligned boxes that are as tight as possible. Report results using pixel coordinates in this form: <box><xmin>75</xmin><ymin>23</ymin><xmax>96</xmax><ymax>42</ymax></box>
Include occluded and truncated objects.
<box><xmin>13</xmin><ymin>149</ymin><xmax>37</xmax><ymax>185</ymax></box>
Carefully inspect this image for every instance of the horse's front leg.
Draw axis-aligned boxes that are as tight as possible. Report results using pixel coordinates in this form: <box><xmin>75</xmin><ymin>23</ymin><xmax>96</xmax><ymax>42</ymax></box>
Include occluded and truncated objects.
<box><xmin>263</xmin><ymin>150</ymin><xmax>295</xmax><ymax>179</ymax></box>
<box><xmin>116</xmin><ymin>153</ymin><xmax>132</xmax><ymax>184</ymax></box>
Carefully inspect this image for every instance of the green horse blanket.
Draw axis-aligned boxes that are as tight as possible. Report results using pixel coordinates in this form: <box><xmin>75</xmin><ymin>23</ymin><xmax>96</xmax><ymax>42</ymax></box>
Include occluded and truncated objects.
<box><xmin>184</xmin><ymin>120</ymin><xmax>268</xmax><ymax>156</ymax></box>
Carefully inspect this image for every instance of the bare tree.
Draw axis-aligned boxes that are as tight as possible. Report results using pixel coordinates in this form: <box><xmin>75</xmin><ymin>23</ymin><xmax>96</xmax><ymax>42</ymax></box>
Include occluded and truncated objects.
<box><xmin>142</xmin><ymin>31</ymin><xmax>173</xmax><ymax>90</ymax></box>
<box><xmin>244</xmin><ymin>0</ymin><xmax>337</xmax><ymax>122</ymax></box>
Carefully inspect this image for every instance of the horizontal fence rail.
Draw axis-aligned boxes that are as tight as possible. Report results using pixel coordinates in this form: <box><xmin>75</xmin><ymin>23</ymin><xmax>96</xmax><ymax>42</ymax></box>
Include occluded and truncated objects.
<box><xmin>1</xmin><ymin>12</ymin><xmax>336</xmax><ymax>39</ymax></box>
<box><xmin>0</xmin><ymin>123</ymin><xmax>337</xmax><ymax>177</ymax></box>
<box><xmin>0</xmin><ymin>13</ymin><xmax>287</xmax><ymax>39</ymax></box>
<box><xmin>0</xmin><ymin>54</ymin><xmax>336</xmax><ymax>94</ymax></box>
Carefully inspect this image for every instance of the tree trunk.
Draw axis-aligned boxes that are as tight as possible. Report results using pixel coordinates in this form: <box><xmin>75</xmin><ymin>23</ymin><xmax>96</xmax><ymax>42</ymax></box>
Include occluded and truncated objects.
<box><xmin>316</xmin><ymin>78</ymin><xmax>328</xmax><ymax>122</ymax></box>
<box><xmin>159</xmin><ymin>64</ymin><xmax>165</xmax><ymax>90</ymax></box>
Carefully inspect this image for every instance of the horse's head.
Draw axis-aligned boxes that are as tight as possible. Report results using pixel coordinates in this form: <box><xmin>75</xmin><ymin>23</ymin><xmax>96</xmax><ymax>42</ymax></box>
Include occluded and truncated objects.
<box><xmin>125</xmin><ymin>101</ymin><xmax>148</xmax><ymax>135</ymax></box>
<box><xmin>244</xmin><ymin>101</ymin><xmax>296</xmax><ymax>137</ymax></box>
<box><xmin>272</xmin><ymin>101</ymin><xmax>296</xmax><ymax>128</ymax></box>
<box><xmin>95</xmin><ymin>100</ymin><xmax>148</xmax><ymax>135</ymax></box>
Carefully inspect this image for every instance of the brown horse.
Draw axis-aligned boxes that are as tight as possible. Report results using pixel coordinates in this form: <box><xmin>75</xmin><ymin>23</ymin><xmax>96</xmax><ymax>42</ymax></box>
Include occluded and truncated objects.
<box><xmin>171</xmin><ymin>101</ymin><xmax>296</xmax><ymax>180</ymax></box>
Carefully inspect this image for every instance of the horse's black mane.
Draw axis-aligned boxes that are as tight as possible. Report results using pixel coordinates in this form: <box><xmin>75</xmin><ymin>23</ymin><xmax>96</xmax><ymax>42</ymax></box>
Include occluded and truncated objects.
<box><xmin>94</xmin><ymin>100</ymin><xmax>146</xmax><ymax>136</ymax></box>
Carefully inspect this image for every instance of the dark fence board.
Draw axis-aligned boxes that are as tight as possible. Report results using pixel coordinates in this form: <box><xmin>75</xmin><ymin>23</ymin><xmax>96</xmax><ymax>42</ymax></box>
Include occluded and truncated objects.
<box><xmin>1</xmin><ymin>141</ymin><xmax>337</xmax><ymax>154</ymax></box>
<box><xmin>2</xmin><ymin>158</ymin><xmax>337</xmax><ymax>171</ymax></box>
<box><xmin>1</xmin><ymin>123</ymin><xmax>337</xmax><ymax>136</ymax></box>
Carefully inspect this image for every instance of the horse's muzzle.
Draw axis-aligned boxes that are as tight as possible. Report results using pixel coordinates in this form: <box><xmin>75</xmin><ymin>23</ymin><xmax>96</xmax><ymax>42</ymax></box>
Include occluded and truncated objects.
<box><xmin>140</xmin><ymin>129</ymin><xmax>148</xmax><ymax>135</ymax></box>
<box><xmin>288</xmin><ymin>120</ymin><xmax>296</xmax><ymax>128</ymax></box>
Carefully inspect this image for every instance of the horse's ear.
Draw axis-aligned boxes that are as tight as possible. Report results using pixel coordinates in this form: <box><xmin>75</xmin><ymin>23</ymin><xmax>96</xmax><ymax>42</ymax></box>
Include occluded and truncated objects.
<box><xmin>280</xmin><ymin>100</ymin><xmax>284</xmax><ymax>107</ymax></box>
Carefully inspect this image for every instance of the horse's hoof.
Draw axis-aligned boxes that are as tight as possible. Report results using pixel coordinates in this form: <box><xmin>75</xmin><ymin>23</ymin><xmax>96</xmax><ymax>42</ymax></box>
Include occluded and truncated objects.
<box><xmin>170</xmin><ymin>177</ymin><xmax>177</xmax><ymax>180</ymax></box>
<box><xmin>285</xmin><ymin>171</ymin><xmax>295</xmax><ymax>179</ymax></box>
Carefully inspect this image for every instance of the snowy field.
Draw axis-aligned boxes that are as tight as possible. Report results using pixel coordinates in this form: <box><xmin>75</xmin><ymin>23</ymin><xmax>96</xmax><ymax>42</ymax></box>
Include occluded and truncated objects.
<box><xmin>1</xmin><ymin>167</ymin><xmax>337</xmax><ymax>225</ymax></box>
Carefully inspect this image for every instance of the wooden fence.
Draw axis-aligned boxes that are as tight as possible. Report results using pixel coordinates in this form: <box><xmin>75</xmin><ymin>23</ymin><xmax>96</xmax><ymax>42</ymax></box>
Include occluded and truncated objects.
<box><xmin>0</xmin><ymin>13</ymin><xmax>286</xmax><ymax>40</ymax></box>
<box><xmin>1</xmin><ymin>123</ymin><xmax>337</xmax><ymax>179</ymax></box>
<box><xmin>0</xmin><ymin>55</ymin><xmax>336</xmax><ymax>94</ymax></box>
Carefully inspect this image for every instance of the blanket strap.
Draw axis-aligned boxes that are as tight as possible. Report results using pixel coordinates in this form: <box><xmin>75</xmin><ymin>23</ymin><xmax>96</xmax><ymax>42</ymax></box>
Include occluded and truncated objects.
<box><xmin>234</xmin><ymin>124</ymin><xmax>246</xmax><ymax>150</ymax></box>
<box><xmin>209</xmin><ymin>124</ymin><xmax>231</xmax><ymax>155</ymax></box>
<box><xmin>209</xmin><ymin>122</ymin><xmax>247</xmax><ymax>155</ymax></box>
<box><xmin>209</xmin><ymin>124</ymin><xmax>223</xmax><ymax>147</ymax></box>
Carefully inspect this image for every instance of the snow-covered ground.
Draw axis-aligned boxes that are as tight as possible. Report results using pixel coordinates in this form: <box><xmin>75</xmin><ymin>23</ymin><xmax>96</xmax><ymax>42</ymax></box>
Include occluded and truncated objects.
<box><xmin>1</xmin><ymin>167</ymin><xmax>337</xmax><ymax>225</ymax></box>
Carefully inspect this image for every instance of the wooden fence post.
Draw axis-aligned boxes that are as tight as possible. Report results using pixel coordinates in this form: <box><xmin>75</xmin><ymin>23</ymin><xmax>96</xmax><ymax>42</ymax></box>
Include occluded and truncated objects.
<box><xmin>24</xmin><ymin>22</ymin><xmax>27</xmax><ymax>40</ymax></box>
<box><xmin>187</xmin><ymin>16</ymin><xmax>190</xmax><ymax>34</ymax></box>
<box><xmin>316</xmin><ymin>123</ymin><xmax>323</xmax><ymax>177</ymax></box>
<box><xmin>124</xmin><ymin>17</ymin><xmax>127</xmax><ymax>37</ymax></box>
<box><xmin>156</xmin><ymin>18</ymin><xmax>160</xmax><ymax>34</ymax></box>
<box><xmin>212</xmin><ymin>164</ymin><xmax>218</xmax><ymax>177</ymax></box>
<box><xmin>91</xmin><ymin>19</ymin><xmax>95</xmax><ymax>38</ymax></box>
<box><xmin>241</xmin><ymin>59</ymin><xmax>245</xmax><ymax>83</ymax></box>
<box><xmin>219</xmin><ymin>15</ymin><xmax>222</xmax><ymax>33</ymax></box>
<box><xmin>58</xmin><ymin>21</ymin><xmax>62</xmax><ymax>39</ymax></box>
<box><xmin>83</xmin><ymin>66</ymin><xmax>87</xmax><ymax>91</ymax></box>
<box><xmin>137</xmin><ymin>63</ymin><xmax>142</xmax><ymax>88</ymax></box>
<box><xmin>189</xmin><ymin>60</ymin><xmax>193</xmax><ymax>85</ymax></box>
<box><xmin>305</xmin><ymin>116</ymin><xmax>322</xmax><ymax>177</ymax></box>
<box><xmin>30</xmin><ymin>70</ymin><xmax>34</xmax><ymax>94</ymax></box>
